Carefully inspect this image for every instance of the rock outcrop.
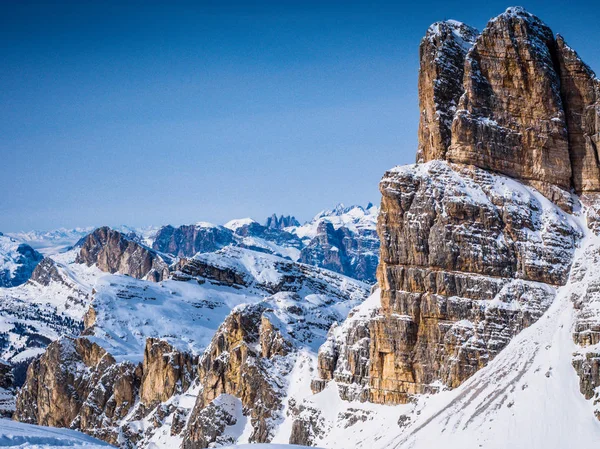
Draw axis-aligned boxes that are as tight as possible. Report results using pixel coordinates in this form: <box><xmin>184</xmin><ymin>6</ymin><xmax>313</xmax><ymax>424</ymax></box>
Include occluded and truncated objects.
<box><xmin>312</xmin><ymin>6</ymin><xmax>600</xmax><ymax>408</ymax></box>
<box><xmin>416</xmin><ymin>20</ymin><xmax>478</xmax><ymax>162</ymax></box>
<box><xmin>299</xmin><ymin>220</ymin><xmax>379</xmax><ymax>283</ymax></box>
<box><xmin>418</xmin><ymin>7</ymin><xmax>600</xmax><ymax>201</ymax></box>
<box><xmin>152</xmin><ymin>223</ymin><xmax>234</xmax><ymax>258</ymax></box>
<box><xmin>265</xmin><ymin>214</ymin><xmax>300</xmax><ymax>230</ymax></box>
<box><xmin>14</xmin><ymin>335</ymin><xmax>198</xmax><ymax>446</ymax></box>
<box><xmin>555</xmin><ymin>36</ymin><xmax>600</xmax><ymax>193</ymax></box>
<box><xmin>139</xmin><ymin>338</ymin><xmax>195</xmax><ymax>409</ymax></box>
<box><xmin>183</xmin><ymin>304</ymin><xmax>291</xmax><ymax>448</ymax></box>
<box><xmin>313</xmin><ymin>161</ymin><xmax>578</xmax><ymax>404</ymax></box>
<box><xmin>14</xmin><ymin>337</ymin><xmax>140</xmax><ymax>444</ymax></box>
<box><xmin>29</xmin><ymin>257</ymin><xmax>64</xmax><ymax>286</ymax></box>
<box><xmin>76</xmin><ymin>227</ymin><xmax>169</xmax><ymax>282</ymax></box>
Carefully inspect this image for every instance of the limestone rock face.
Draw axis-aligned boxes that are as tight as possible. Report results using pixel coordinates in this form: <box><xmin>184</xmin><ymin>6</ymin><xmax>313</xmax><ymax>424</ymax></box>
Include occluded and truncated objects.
<box><xmin>416</xmin><ymin>7</ymin><xmax>600</xmax><ymax>198</ymax></box>
<box><xmin>556</xmin><ymin>35</ymin><xmax>600</xmax><ymax>193</ymax></box>
<box><xmin>314</xmin><ymin>161</ymin><xmax>579</xmax><ymax>404</ymax></box>
<box><xmin>417</xmin><ymin>20</ymin><xmax>478</xmax><ymax>162</ymax></box>
<box><xmin>139</xmin><ymin>338</ymin><xmax>195</xmax><ymax>408</ymax></box>
<box><xmin>183</xmin><ymin>304</ymin><xmax>291</xmax><ymax>448</ymax></box>
<box><xmin>569</xmin><ymin>218</ymin><xmax>600</xmax><ymax>419</ymax></box>
<box><xmin>448</xmin><ymin>8</ymin><xmax>572</xmax><ymax>191</ymax></box>
<box><xmin>14</xmin><ymin>334</ymin><xmax>198</xmax><ymax>446</ymax></box>
<box><xmin>76</xmin><ymin>227</ymin><xmax>169</xmax><ymax>282</ymax></box>
<box><xmin>14</xmin><ymin>337</ymin><xmax>140</xmax><ymax>444</ymax></box>
<box><xmin>265</xmin><ymin>214</ymin><xmax>300</xmax><ymax>230</ymax></box>
<box><xmin>29</xmin><ymin>257</ymin><xmax>64</xmax><ymax>286</ymax></box>
<box><xmin>299</xmin><ymin>221</ymin><xmax>379</xmax><ymax>283</ymax></box>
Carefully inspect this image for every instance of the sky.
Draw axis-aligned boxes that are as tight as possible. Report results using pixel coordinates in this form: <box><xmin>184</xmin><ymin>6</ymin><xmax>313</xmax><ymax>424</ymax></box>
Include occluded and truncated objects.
<box><xmin>1</xmin><ymin>0</ymin><xmax>599</xmax><ymax>232</ymax></box>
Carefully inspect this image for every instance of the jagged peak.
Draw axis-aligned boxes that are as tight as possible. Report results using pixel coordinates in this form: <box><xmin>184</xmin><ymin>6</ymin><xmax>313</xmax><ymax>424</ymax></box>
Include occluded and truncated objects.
<box><xmin>556</xmin><ymin>34</ymin><xmax>599</xmax><ymax>81</ymax></box>
<box><xmin>424</xmin><ymin>19</ymin><xmax>478</xmax><ymax>51</ymax></box>
<box><xmin>223</xmin><ymin>217</ymin><xmax>257</xmax><ymax>231</ymax></box>
<box><xmin>487</xmin><ymin>6</ymin><xmax>552</xmax><ymax>35</ymax></box>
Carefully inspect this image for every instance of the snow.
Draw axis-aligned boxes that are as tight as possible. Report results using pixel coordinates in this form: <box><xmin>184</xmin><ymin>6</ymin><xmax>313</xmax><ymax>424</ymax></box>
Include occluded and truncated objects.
<box><xmin>224</xmin><ymin>218</ymin><xmax>258</xmax><ymax>231</ymax></box>
<box><xmin>221</xmin><ymin>445</ymin><xmax>317</xmax><ymax>449</ymax></box>
<box><xmin>0</xmin><ymin>248</ymin><xmax>100</xmax><ymax>362</ymax></box>
<box><xmin>86</xmin><ymin>246</ymin><xmax>367</xmax><ymax>361</ymax></box>
<box><xmin>0</xmin><ymin>419</ymin><xmax>113</xmax><ymax>448</ymax></box>
<box><xmin>290</xmin><ymin>203</ymin><xmax>378</xmax><ymax>240</ymax></box>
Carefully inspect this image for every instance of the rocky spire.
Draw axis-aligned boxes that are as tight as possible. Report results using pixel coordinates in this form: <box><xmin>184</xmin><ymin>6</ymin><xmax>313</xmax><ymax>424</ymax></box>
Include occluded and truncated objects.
<box><xmin>418</xmin><ymin>6</ymin><xmax>600</xmax><ymax>200</ymax></box>
<box><xmin>417</xmin><ymin>20</ymin><xmax>478</xmax><ymax>162</ymax></box>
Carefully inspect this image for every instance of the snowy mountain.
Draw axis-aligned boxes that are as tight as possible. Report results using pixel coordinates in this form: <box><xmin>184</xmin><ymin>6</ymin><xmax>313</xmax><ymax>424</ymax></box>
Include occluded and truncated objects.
<box><xmin>0</xmin><ymin>233</ymin><xmax>43</xmax><ymax>288</ymax></box>
<box><xmin>152</xmin><ymin>204</ymin><xmax>379</xmax><ymax>283</ymax></box>
<box><xmin>3</xmin><ymin>6</ymin><xmax>600</xmax><ymax>449</ymax></box>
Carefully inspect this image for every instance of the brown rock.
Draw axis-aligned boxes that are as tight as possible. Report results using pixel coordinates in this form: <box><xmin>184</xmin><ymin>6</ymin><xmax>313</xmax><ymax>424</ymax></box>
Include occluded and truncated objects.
<box><xmin>555</xmin><ymin>35</ymin><xmax>600</xmax><ymax>193</ymax></box>
<box><xmin>417</xmin><ymin>20</ymin><xmax>478</xmax><ymax>162</ymax></box>
<box><xmin>76</xmin><ymin>227</ymin><xmax>169</xmax><ymax>282</ymax></box>
<box><xmin>183</xmin><ymin>304</ymin><xmax>291</xmax><ymax>448</ymax></box>
<box><xmin>448</xmin><ymin>8</ymin><xmax>572</xmax><ymax>190</ymax></box>
<box><xmin>139</xmin><ymin>338</ymin><xmax>195</xmax><ymax>408</ymax></box>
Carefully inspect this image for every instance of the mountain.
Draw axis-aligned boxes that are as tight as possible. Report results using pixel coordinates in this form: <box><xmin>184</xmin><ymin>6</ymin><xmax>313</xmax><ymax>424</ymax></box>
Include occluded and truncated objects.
<box><xmin>14</xmin><ymin>245</ymin><xmax>368</xmax><ymax>447</ymax></box>
<box><xmin>6</xmin><ymin>6</ymin><xmax>600</xmax><ymax>449</ymax></box>
<box><xmin>152</xmin><ymin>206</ymin><xmax>379</xmax><ymax>283</ymax></box>
<box><xmin>0</xmin><ymin>233</ymin><xmax>43</xmax><ymax>288</ymax></box>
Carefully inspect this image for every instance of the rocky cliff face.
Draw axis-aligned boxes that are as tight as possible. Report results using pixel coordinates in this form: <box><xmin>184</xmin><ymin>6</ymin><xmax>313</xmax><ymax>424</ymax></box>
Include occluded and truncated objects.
<box><xmin>416</xmin><ymin>20</ymin><xmax>478</xmax><ymax>162</ymax></box>
<box><xmin>314</xmin><ymin>161</ymin><xmax>578</xmax><ymax>403</ymax></box>
<box><xmin>77</xmin><ymin>227</ymin><xmax>170</xmax><ymax>282</ymax></box>
<box><xmin>183</xmin><ymin>304</ymin><xmax>291</xmax><ymax>448</ymax></box>
<box><xmin>312</xmin><ymin>6</ymin><xmax>598</xmax><ymax>408</ymax></box>
<box><xmin>14</xmin><ymin>337</ymin><xmax>140</xmax><ymax>444</ymax></box>
<box><xmin>418</xmin><ymin>7</ymin><xmax>600</xmax><ymax>201</ymax></box>
<box><xmin>265</xmin><ymin>214</ymin><xmax>300</xmax><ymax>230</ymax></box>
<box><xmin>152</xmin><ymin>224</ymin><xmax>234</xmax><ymax>258</ymax></box>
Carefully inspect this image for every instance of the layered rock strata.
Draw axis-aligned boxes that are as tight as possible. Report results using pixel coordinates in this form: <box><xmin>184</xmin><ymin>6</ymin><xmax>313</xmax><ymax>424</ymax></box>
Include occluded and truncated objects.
<box><xmin>312</xmin><ymin>6</ymin><xmax>598</xmax><ymax>407</ymax></box>
<box><xmin>314</xmin><ymin>161</ymin><xmax>578</xmax><ymax>403</ymax></box>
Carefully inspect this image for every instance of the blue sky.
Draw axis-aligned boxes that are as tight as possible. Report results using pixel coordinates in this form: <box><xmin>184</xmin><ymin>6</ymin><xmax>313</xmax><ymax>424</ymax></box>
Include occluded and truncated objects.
<box><xmin>1</xmin><ymin>1</ymin><xmax>598</xmax><ymax>232</ymax></box>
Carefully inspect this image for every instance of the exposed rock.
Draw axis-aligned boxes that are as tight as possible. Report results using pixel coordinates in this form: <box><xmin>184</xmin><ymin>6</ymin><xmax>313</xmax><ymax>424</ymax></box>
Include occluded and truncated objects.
<box><xmin>0</xmin><ymin>360</ymin><xmax>14</xmax><ymax>417</ymax></box>
<box><xmin>416</xmin><ymin>8</ymin><xmax>600</xmax><ymax>203</ymax></box>
<box><xmin>152</xmin><ymin>223</ymin><xmax>234</xmax><ymax>258</ymax></box>
<box><xmin>417</xmin><ymin>20</ymin><xmax>478</xmax><ymax>162</ymax></box>
<box><xmin>29</xmin><ymin>257</ymin><xmax>64</xmax><ymax>286</ymax></box>
<box><xmin>265</xmin><ymin>214</ymin><xmax>300</xmax><ymax>230</ymax></box>
<box><xmin>139</xmin><ymin>338</ymin><xmax>195</xmax><ymax>408</ymax></box>
<box><xmin>14</xmin><ymin>337</ymin><xmax>140</xmax><ymax>445</ymax></box>
<box><xmin>314</xmin><ymin>161</ymin><xmax>579</xmax><ymax>404</ymax></box>
<box><xmin>181</xmin><ymin>395</ymin><xmax>241</xmax><ymax>449</ymax></box>
<box><xmin>448</xmin><ymin>8</ymin><xmax>571</xmax><ymax>192</ymax></box>
<box><xmin>555</xmin><ymin>35</ymin><xmax>600</xmax><ymax>193</ymax></box>
<box><xmin>14</xmin><ymin>334</ymin><xmax>199</xmax><ymax>446</ymax></box>
<box><xmin>569</xmin><ymin>237</ymin><xmax>600</xmax><ymax>419</ymax></box>
<box><xmin>76</xmin><ymin>227</ymin><xmax>169</xmax><ymax>282</ymax></box>
<box><xmin>289</xmin><ymin>401</ymin><xmax>326</xmax><ymax>446</ymax></box>
<box><xmin>299</xmin><ymin>221</ymin><xmax>379</xmax><ymax>283</ymax></box>
<box><xmin>183</xmin><ymin>304</ymin><xmax>291</xmax><ymax>447</ymax></box>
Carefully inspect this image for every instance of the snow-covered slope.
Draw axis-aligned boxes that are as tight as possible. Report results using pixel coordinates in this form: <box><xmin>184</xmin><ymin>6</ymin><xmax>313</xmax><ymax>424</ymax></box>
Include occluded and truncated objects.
<box><xmin>86</xmin><ymin>246</ymin><xmax>367</xmax><ymax>362</ymax></box>
<box><xmin>0</xmin><ymin>249</ymin><xmax>100</xmax><ymax>365</ymax></box>
<box><xmin>0</xmin><ymin>419</ymin><xmax>113</xmax><ymax>448</ymax></box>
<box><xmin>289</xmin><ymin>203</ymin><xmax>378</xmax><ymax>241</ymax></box>
<box><xmin>0</xmin><ymin>233</ymin><xmax>43</xmax><ymax>287</ymax></box>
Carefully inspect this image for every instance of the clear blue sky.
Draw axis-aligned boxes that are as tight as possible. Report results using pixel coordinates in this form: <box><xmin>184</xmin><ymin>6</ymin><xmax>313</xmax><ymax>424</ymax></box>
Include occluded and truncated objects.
<box><xmin>1</xmin><ymin>1</ymin><xmax>598</xmax><ymax>232</ymax></box>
